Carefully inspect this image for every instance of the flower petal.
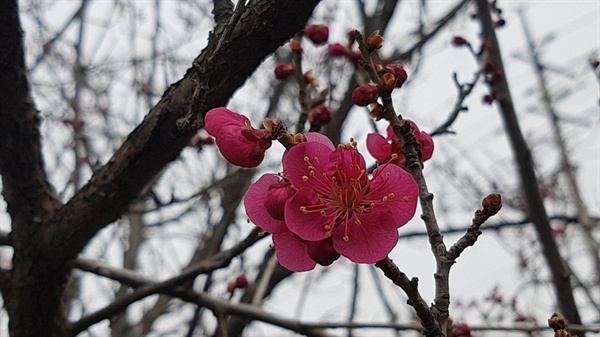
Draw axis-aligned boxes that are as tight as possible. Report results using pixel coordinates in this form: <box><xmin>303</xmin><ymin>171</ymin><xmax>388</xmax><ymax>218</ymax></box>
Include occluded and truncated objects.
<box><xmin>366</xmin><ymin>133</ymin><xmax>393</xmax><ymax>163</ymax></box>
<box><xmin>369</xmin><ymin>164</ymin><xmax>418</xmax><ymax>227</ymax></box>
<box><xmin>327</xmin><ymin>147</ymin><xmax>367</xmax><ymax>184</ymax></box>
<box><xmin>304</xmin><ymin>132</ymin><xmax>335</xmax><ymax>150</ymax></box>
<box><xmin>417</xmin><ymin>131</ymin><xmax>434</xmax><ymax>161</ymax></box>
<box><xmin>283</xmin><ymin>141</ymin><xmax>333</xmax><ymax>188</ymax></box>
<box><xmin>332</xmin><ymin>211</ymin><xmax>398</xmax><ymax>264</ymax></box>
<box><xmin>215</xmin><ymin>127</ymin><xmax>268</xmax><ymax>167</ymax></box>
<box><xmin>285</xmin><ymin>187</ymin><xmax>333</xmax><ymax>241</ymax></box>
<box><xmin>204</xmin><ymin>107</ymin><xmax>249</xmax><ymax>137</ymax></box>
<box><xmin>272</xmin><ymin>232</ymin><xmax>316</xmax><ymax>272</ymax></box>
<box><xmin>244</xmin><ymin>174</ymin><xmax>288</xmax><ymax>234</ymax></box>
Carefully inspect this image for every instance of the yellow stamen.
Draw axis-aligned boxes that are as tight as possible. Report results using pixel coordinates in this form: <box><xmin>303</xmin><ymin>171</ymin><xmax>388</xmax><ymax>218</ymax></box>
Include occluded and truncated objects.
<box><xmin>324</xmin><ymin>225</ymin><xmax>331</xmax><ymax>230</ymax></box>
<box><xmin>320</xmin><ymin>210</ymin><xmax>327</xmax><ymax>217</ymax></box>
<box><xmin>403</xmin><ymin>196</ymin><xmax>410</xmax><ymax>202</ymax></box>
<box><xmin>354</xmin><ymin>219</ymin><xmax>361</xmax><ymax>225</ymax></box>
<box><xmin>343</xmin><ymin>235</ymin><xmax>350</xmax><ymax>242</ymax></box>
<box><xmin>326</xmin><ymin>231</ymin><xmax>332</xmax><ymax>237</ymax></box>
<box><xmin>383</xmin><ymin>196</ymin><xmax>388</xmax><ymax>202</ymax></box>
<box><xmin>300</xmin><ymin>206</ymin><xmax>308</xmax><ymax>214</ymax></box>
<box><xmin>302</xmin><ymin>176</ymin><xmax>309</xmax><ymax>182</ymax></box>
<box><xmin>304</xmin><ymin>156</ymin><xmax>310</xmax><ymax>162</ymax></box>
<box><xmin>388</xmin><ymin>193</ymin><xmax>395</xmax><ymax>199</ymax></box>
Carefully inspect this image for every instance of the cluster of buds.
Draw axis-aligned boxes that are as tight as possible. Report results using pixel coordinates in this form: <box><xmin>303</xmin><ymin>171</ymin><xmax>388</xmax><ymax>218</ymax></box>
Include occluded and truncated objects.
<box><xmin>350</xmin><ymin>62</ymin><xmax>407</xmax><ymax>106</ymax></box>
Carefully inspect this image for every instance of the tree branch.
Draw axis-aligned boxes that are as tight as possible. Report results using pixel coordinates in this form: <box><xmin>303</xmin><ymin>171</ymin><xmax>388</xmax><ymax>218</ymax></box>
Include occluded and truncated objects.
<box><xmin>40</xmin><ymin>0</ymin><xmax>320</xmax><ymax>262</ymax></box>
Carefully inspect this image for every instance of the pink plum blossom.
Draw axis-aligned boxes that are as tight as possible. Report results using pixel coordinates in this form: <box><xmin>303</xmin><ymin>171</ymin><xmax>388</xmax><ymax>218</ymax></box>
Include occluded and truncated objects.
<box><xmin>204</xmin><ymin>107</ymin><xmax>272</xmax><ymax>168</ymax></box>
<box><xmin>244</xmin><ymin>173</ymin><xmax>318</xmax><ymax>271</ymax></box>
<box><xmin>283</xmin><ymin>138</ymin><xmax>418</xmax><ymax>264</ymax></box>
<box><xmin>367</xmin><ymin>121</ymin><xmax>434</xmax><ymax>167</ymax></box>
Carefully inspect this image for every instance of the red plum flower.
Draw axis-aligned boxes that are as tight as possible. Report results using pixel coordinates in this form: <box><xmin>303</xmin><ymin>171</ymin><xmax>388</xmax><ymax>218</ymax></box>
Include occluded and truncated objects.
<box><xmin>283</xmin><ymin>138</ymin><xmax>418</xmax><ymax>264</ymax></box>
<box><xmin>244</xmin><ymin>173</ymin><xmax>318</xmax><ymax>272</ymax></box>
<box><xmin>367</xmin><ymin>121</ymin><xmax>434</xmax><ymax>167</ymax></box>
<box><xmin>204</xmin><ymin>107</ymin><xmax>272</xmax><ymax>167</ymax></box>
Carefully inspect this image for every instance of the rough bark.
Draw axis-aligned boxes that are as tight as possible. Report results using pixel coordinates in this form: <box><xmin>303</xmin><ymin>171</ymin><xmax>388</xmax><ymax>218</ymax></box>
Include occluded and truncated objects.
<box><xmin>0</xmin><ymin>1</ymin><xmax>319</xmax><ymax>336</ymax></box>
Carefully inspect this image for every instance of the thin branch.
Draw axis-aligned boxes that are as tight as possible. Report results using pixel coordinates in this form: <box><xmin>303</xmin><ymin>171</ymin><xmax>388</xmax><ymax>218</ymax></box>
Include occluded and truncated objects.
<box><xmin>375</xmin><ymin>258</ymin><xmax>438</xmax><ymax>334</ymax></box>
<box><xmin>70</xmin><ymin>227</ymin><xmax>265</xmax><ymax>334</ymax></box>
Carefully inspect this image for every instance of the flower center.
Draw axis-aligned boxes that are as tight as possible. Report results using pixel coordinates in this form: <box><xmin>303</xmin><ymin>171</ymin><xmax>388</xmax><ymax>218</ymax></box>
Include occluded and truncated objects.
<box><xmin>297</xmin><ymin>147</ymin><xmax>396</xmax><ymax>241</ymax></box>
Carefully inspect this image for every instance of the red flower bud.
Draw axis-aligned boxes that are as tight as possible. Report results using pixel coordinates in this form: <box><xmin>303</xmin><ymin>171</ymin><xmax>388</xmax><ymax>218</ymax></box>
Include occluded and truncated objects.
<box><xmin>452</xmin><ymin>36</ymin><xmax>468</xmax><ymax>46</ymax></box>
<box><xmin>451</xmin><ymin>323</ymin><xmax>471</xmax><ymax>337</ymax></box>
<box><xmin>329</xmin><ymin>43</ymin><xmax>347</xmax><ymax>57</ymax></box>
<box><xmin>227</xmin><ymin>274</ymin><xmax>249</xmax><ymax>293</ymax></box>
<box><xmin>385</xmin><ymin>64</ymin><xmax>408</xmax><ymax>87</ymax></box>
<box><xmin>308</xmin><ymin>104</ymin><xmax>333</xmax><ymax>128</ymax></box>
<box><xmin>482</xmin><ymin>193</ymin><xmax>502</xmax><ymax>216</ymax></box>
<box><xmin>483</xmin><ymin>94</ymin><xmax>495</xmax><ymax>104</ymax></box>
<box><xmin>352</xmin><ymin>83</ymin><xmax>379</xmax><ymax>106</ymax></box>
<box><xmin>304</xmin><ymin>24</ymin><xmax>329</xmax><ymax>45</ymax></box>
<box><xmin>495</xmin><ymin>18</ymin><xmax>506</xmax><ymax>27</ymax></box>
<box><xmin>274</xmin><ymin>63</ymin><xmax>296</xmax><ymax>80</ymax></box>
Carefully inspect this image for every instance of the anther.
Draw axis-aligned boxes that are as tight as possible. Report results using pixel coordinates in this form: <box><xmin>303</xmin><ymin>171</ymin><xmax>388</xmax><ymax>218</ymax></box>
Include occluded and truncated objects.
<box><xmin>258</xmin><ymin>231</ymin><xmax>266</xmax><ymax>237</ymax></box>
<box><xmin>324</xmin><ymin>225</ymin><xmax>331</xmax><ymax>230</ymax></box>
<box><xmin>403</xmin><ymin>196</ymin><xmax>409</xmax><ymax>202</ymax></box>
<box><xmin>386</xmin><ymin>172</ymin><xmax>391</xmax><ymax>176</ymax></box>
<box><xmin>302</xmin><ymin>176</ymin><xmax>309</xmax><ymax>182</ymax></box>
<box><xmin>326</xmin><ymin>231</ymin><xmax>332</xmax><ymax>237</ymax></box>
<box><xmin>310</xmin><ymin>170</ymin><xmax>315</xmax><ymax>176</ymax></box>
<box><xmin>383</xmin><ymin>196</ymin><xmax>388</xmax><ymax>202</ymax></box>
<box><xmin>343</xmin><ymin>235</ymin><xmax>350</xmax><ymax>242</ymax></box>
<box><xmin>320</xmin><ymin>210</ymin><xmax>327</xmax><ymax>217</ymax></box>
<box><xmin>388</xmin><ymin>193</ymin><xmax>395</xmax><ymax>198</ymax></box>
<box><xmin>354</xmin><ymin>219</ymin><xmax>361</xmax><ymax>225</ymax></box>
<box><xmin>300</xmin><ymin>206</ymin><xmax>308</xmax><ymax>214</ymax></box>
<box><xmin>304</xmin><ymin>156</ymin><xmax>310</xmax><ymax>162</ymax></box>
<box><xmin>391</xmin><ymin>153</ymin><xmax>399</xmax><ymax>160</ymax></box>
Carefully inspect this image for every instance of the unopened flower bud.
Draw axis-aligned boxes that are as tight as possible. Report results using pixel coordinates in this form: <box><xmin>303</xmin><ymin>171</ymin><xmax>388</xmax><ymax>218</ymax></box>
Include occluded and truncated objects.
<box><xmin>484</xmin><ymin>60</ymin><xmax>496</xmax><ymax>73</ymax></box>
<box><xmin>452</xmin><ymin>36</ymin><xmax>469</xmax><ymax>46</ymax></box>
<box><xmin>352</xmin><ymin>83</ymin><xmax>379</xmax><ymax>106</ymax></box>
<box><xmin>329</xmin><ymin>43</ymin><xmax>347</xmax><ymax>57</ymax></box>
<box><xmin>380</xmin><ymin>73</ymin><xmax>396</xmax><ymax>91</ymax></box>
<box><xmin>548</xmin><ymin>313</ymin><xmax>566</xmax><ymax>331</ymax></box>
<box><xmin>483</xmin><ymin>94</ymin><xmax>495</xmax><ymax>104</ymax></box>
<box><xmin>451</xmin><ymin>323</ymin><xmax>471</xmax><ymax>337</ymax></box>
<box><xmin>482</xmin><ymin>193</ymin><xmax>502</xmax><ymax>215</ymax></box>
<box><xmin>385</xmin><ymin>64</ymin><xmax>408</xmax><ymax>87</ymax></box>
<box><xmin>274</xmin><ymin>63</ymin><xmax>296</xmax><ymax>80</ymax></box>
<box><xmin>489</xmin><ymin>70</ymin><xmax>504</xmax><ymax>84</ymax></box>
<box><xmin>290</xmin><ymin>38</ymin><xmax>302</xmax><ymax>53</ymax></box>
<box><xmin>227</xmin><ymin>274</ymin><xmax>249</xmax><ymax>293</ymax></box>
<box><xmin>367</xmin><ymin>30</ymin><xmax>384</xmax><ymax>50</ymax></box>
<box><xmin>307</xmin><ymin>238</ymin><xmax>340</xmax><ymax>266</ymax></box>
<box><xmin>308</xmin><ymin>104</ymin><xmax>333</xmax><ymax>127</ymax></box>
<box><xmin>304</xmin><ymin>24</ymin><xmax>329</xmax><ymax>45</ymax></box>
